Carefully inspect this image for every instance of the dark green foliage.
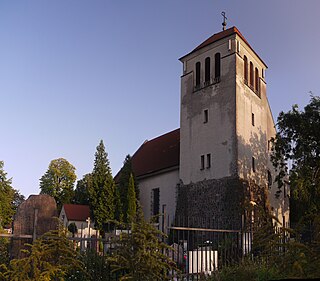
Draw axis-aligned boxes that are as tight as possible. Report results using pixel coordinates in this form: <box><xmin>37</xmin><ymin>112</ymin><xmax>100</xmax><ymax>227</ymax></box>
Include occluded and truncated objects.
<box><xmin>3</xmin><ymin>225</ymin><xmax>85</xmax><ymax>280</ymax></box>
<box><xmin>68</xmin><ymin>223</ymin><xmax>78</xmax><ymax>237</ymax></box>
<box><xmin>271</xmin><ymin>96</ymin><xmax>320</xmax><ymax>240</ymax></box>
<box><xmin>73</xmin><ymin>174</ymin><xmax>91</xmax><ymax>205</ymax></box>
<box><xmin>126</xmin><ymin>174</ymin><xmax>137</xmax><ymax>223</ymax></box>
<box><xmin>108</xmin><ymin>209</ymin><xmax>178</xmax><ymax>281</ymax></box>
<box><xmin>0</xmin><ymin>161</ymin><xmax>15</xmax><ymax>228</ymax></box>
<box><xmin>208</xmin><ymin>260</ymin><xmax>280</xmax><ymax>281</ymax></box>
<box><xmin>117</xmin><ymin>155</ymin><xmax>139</xmax><ymax>223</ymax></box>
<box><xmin>66</xmin><ymin>249</ymin><xmax>112</xmax><ymax>281</ymax></box>
<box><xmin>40</xmin><ymin>158</ymin><xmax>77</xmax><ymax>211</ymax></box>
<box><xmin>0</xmin><ymin>231</ymin><xmax>10</xmax><ymax>269</ymax></box>
<box><xmin>89</xmin><ymin>140</ymin><xmax>115</xmax><ymax>232</ymax></box>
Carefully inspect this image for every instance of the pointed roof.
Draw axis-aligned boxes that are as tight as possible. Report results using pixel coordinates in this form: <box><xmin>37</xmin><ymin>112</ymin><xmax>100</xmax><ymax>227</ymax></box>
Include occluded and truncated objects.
<box><xmin>131</xmin><ymin>128</ymin><xmax>180</xmax><ymax>178</ymax></box>
<box><xmin>62</xmin><ymin>204</ymin><xmax>90</xmax><ymax>221</ymax></box>
<box><xmin>180</xmin><ymin>26</ymin><xmax>267</xmax><ymax>67</ymax></box>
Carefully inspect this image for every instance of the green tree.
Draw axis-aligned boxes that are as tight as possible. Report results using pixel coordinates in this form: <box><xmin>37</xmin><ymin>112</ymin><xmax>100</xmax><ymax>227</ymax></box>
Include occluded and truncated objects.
<box><xmin>40</xmin><ymin>158</ymin><xmax>77</xmax><ymax>211</ymax></box>
<box><xmin>108</xmin><ymin>209</ymin><xmax>177</xmax><ymax>280</ymax></box>
<box><xmin>271</xmin><ymin>95</ymin><xmax>320</xmax><ymax>240</ymax></box>
<box><xmin>126</xmin><ymin>173</ymin><xmax>137</xmax><ymax>223</ymax></box>
<box><xmin>117</xmin><ymin>155</ymin><xmax>139</xmax><ymax>223</ymax></box>
<box><xmin>73</xmin><ymin>174</ymin><xmax>91</xmax><ymax>205</ymax></box>
<box><xmin>89</xmin><ymin>140</ymin><xmax>115</xmax><ymax>233</ymax></box>
<box><xmin>3</xmin><ymin>225</ymin><xmax>85</xmax><ymax>281</ymax></box>
<box><xmin>0</xmin><ymin>161</ymin><xmax>15</xmax><ymax>228</ymax></box>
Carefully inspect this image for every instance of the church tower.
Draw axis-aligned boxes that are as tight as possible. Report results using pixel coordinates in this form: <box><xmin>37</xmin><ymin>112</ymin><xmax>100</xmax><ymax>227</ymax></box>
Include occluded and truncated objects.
<box><xmin>178</xmin><ymin>25</ymin><xmax>289</xmax><ymax>226</ymax></box>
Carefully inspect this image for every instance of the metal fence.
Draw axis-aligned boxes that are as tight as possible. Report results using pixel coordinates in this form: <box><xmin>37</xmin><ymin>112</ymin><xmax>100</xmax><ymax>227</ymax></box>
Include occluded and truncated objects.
<box><xmin>1</xmin><ymin>214</ymin><xmax>288</xmax><ymax>280</ymax></box>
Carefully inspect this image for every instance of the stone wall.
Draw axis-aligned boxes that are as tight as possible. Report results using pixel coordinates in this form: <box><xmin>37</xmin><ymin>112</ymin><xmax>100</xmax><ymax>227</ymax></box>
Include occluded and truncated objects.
<box><xmin>11</xmin><ymin>194</ymin><xmax>58</xmax><ymax>258</ymax></box>
<box><xmin>175</xmin><ymin>176</ymin><xmax>248</xmax><ymax>230</ymax></box>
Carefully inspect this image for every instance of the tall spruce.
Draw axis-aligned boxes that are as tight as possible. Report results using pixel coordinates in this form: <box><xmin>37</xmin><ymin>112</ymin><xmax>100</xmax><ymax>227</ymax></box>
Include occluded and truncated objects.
<box><xmin>127</xmin><ymin>173</ymin><xmax>137</xmax><ymax>223</ymax></box>
<box><xmin>88</xmin><ymin>140</ymin><xmax>115</xmax><ymax>232</ymax></box>
<box><xmin>117</xmin><ymin>155</ymin><xmax>139</xmax><ymax>223</ymax></box>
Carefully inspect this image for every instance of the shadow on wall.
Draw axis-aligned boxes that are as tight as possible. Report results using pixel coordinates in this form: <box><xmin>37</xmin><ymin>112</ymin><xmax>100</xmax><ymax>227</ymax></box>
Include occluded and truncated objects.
<box><xmin>237</xmin><ymin>128</ymin><xmax>287</xmax><ymax>223</ymax></box>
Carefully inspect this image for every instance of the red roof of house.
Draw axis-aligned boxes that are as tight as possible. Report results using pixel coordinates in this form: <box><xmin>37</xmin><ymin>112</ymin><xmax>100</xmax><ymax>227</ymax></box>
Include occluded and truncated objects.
<box><xmin>63</xmin><ymin>204</ymin><xmax>90</xmax><ymax>221</ymax></box>
<box><xmin>131</xmin><ymin>128</ymin><xmax>180</xmax><ymax>177</ymax></box>
<box><xmin>180</xmin><ymin>26</ymin><xmax>267</xmax><ymax>67</ymax></box>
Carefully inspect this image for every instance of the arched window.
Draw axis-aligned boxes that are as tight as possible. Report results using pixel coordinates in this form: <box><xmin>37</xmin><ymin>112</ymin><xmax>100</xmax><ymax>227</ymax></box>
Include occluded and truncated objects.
<box><xmin>250</xmin><ymin>62</ymin><xmax>254</xmax><ymax>88</ymax></box>
<box><xmin>255</xmin><ymin>67</ymin><xmax>259</xmax><ymax>93</ymax></box>
<box><xmin>244</xmin><ymin>56</ymin><xmax>248</xmax><ymax>83</ymax></box>
<box><xmin>195</xmin><ymin>62</ymin><xmax>201</xmax><ymax>87</ymax></box>
<box><xmin>215</xmin><ymin>53</ymin><xmax>221</xmax><ymax>79</ymax></box>
<box><xmin>205</xmin><ymin>57</ymin><xmax>211</xmax><ymax>83</ymax></box>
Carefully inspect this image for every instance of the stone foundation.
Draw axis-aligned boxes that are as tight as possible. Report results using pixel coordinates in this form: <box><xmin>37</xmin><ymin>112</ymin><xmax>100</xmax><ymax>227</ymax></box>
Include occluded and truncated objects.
<box><xmin>175</xmin><ymin>176</ymin><xmax>252</xmax><ymax>230</ymax></box>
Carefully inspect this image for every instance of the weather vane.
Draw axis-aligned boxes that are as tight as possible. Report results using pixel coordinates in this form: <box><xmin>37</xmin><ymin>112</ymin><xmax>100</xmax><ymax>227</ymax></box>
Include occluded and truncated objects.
<box><xmin>221</xmin><ymin>11</ymin><xmax>227</xmax><ymax>31</ymax></box>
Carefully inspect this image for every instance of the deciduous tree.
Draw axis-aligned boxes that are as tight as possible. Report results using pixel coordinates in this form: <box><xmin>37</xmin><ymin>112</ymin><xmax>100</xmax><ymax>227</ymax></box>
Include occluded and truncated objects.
<box><xmin>73</xmin><ymin>174</ymin><xmax>91</xmax><ymax>205</ymax></box>
<box><xmin>40</xmin><ymin>158</ymin><xmax>77</xmax><ymax>211</ymax></box>
<box><xmin>271</xmin><ymin>95</ymin><xmax>320</xmax><ymax>240</ymax></box>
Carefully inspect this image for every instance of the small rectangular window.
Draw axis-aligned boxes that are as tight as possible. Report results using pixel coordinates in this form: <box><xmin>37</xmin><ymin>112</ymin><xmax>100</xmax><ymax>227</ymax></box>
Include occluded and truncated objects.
<box><xmin>237</xmin><ymin>40</ymin><xmax>241</xmax><ymax>52</ymax></box>
<box><xmin>204</xmin><ymin>109</ymin><xmax>208</xmax><ymax>123</ymax></box>
<box><xmin>267</xmin><ymin>170</ymin><xmax>272</xmax><ymax>188</ymax></box>
<box><xmin>267</xmin><ymin>140</ymin><xmax>270</xmax><ymax>151</ymax></box>
<box><xmin>252</xmin><ymin>157</ymin><xmax>256</xmax><ymax>172</ymax></box>
<box><xmin>151</xmin><ymin>188</ymin><xmax>160</xmax><ymax>222</ymax></box>
<box><xmin>228</xmin><ymin>39</ymin><xmax>232</xmax><ymax>51</ymax></box>
<box><xmin>206</xmin><ymin>154</ymin><xmax>211</xmax><ymax>168</ymax></box>
<box><xmin>200</xmin><ymin>155</ymin><xmax>205</xmax><ymax>170</ymax></box>
<box><xmin>252</xmin><ymin>113</ymin><xmax>255</xmax><ymax>126</ymax></box>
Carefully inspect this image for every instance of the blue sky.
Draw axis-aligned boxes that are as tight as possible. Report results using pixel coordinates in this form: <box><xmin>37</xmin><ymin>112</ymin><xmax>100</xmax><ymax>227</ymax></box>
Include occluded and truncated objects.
<box><xmin>1</xmin><ymin>0</ymin><xmax>319</xmax><ymax>197</ymax></box>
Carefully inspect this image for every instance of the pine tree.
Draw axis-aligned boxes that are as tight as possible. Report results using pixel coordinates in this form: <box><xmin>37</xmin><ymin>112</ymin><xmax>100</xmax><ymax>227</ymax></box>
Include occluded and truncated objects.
<box><xmin>88</xmin><ymin>140</ymin><xmax>115</xmax><ymax>232</ymax></box>
<box><xmin>127</xmin><ymin>173</ymin><xmax>137</xmax><ymax>223</ymax></box>
<box><xmin>117</xmin><ymin>155</ymin><xmax>139</xmax><ymax>223</ymax></box>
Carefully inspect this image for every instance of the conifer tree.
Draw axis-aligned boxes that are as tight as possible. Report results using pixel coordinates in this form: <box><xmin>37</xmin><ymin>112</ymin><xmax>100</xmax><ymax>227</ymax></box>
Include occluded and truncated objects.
<box><xmin>0</xmin><ymin>161</ymin><xmax>15</xmax><ymax>228</ymax></box>
<box><xmin>88</xmin><ymin>140</ymin><xmax>115</xmax><ymax>232</ymax></box>
<box><xmin>3</xmin><ymin>225</ymin><xmax>85</xmax><ymax>280</ymax></box>
<box><xmin>117</xmin><ymin>155</ymin><xmax>139</xmax><ymax>223</ymax></box>
<box><xmin>114</xmin><ymin>186</ymin><xmax>123</xmax><ymax>223</ymax></box>
<box><xmin>127</xmin><ymin>173</ymin><xmax>137</xmax><ymax>223</ymax></box>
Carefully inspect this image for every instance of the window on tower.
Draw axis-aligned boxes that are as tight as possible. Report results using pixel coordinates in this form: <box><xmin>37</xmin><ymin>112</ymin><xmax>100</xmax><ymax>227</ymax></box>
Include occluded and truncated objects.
<box><xmin>252</xmin><ymin>157</ymin><xmax>256</xmax><ymax>173</ymax></box>
<box><xmin>215</xmin><ymin>53</ymin><xmax>221</xmax><ymax>80</ymax></box>
<box><xmin>205</xmin><ymin>57</ymin><xmax>211</xmax><ymax>85</ymax></box>
<box><xmin>255</xmin><ymin>67</ymin><xmax>259</xmax><ymax>95</ymax></box>
<box><xmin>252</xmin><ymin>113</ymin><xmax>255</xmax><ymax>126</ymax></box>
<box><xmin>206</xmin><ymin>154</ymin><xmax>211</xmax><ymax>169</ymax></box>
<box><xmin>195</xmin><ymin>61</ymin><xmax>201</xmax><ymax>88</ymax></box>
<box><xmin>204</xmin><ymin>109</ymin><xmax>208</xmax><ymax>123</ymax></box>
<box><xmin>244</xmin><ymin>56</ymin><xmax>248</xmax><ymax>84</ymax></box>
<box><xmin>200</xmin><ymin>155</ymin><xmax>205</xmax><ymax>170</ymax></box>
<box><xmin>250</xmin><ymin>62</ymin><xmax>254</xmax><ymax>89</ymax></box>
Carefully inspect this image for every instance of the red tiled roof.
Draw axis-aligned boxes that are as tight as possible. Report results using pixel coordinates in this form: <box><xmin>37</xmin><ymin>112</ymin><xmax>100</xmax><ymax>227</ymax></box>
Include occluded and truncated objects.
<box><xmin>180</xmin><ymin>26</ymin><xmax>267</xmax><ymax>67</ymax></box>
<box><xmin>63</xmin><ymin>204</ymin><xmax>90</xmax><ymax>221</ymax></box>
<box><xmin>131</xmin><ymin>129</ymin><xmax>180</xmax><ymax>177</ymax></box>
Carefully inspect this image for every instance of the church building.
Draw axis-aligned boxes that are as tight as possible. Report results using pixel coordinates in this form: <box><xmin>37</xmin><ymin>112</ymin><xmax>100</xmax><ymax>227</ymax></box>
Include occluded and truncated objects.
<box><xmin>127</xmin><ymin>25</ymin><xmax>289</xmax><ymax>232</ymax></box>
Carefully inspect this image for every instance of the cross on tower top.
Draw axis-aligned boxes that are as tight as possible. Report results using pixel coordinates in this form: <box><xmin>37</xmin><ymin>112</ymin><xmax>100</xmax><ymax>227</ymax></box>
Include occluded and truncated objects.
<box><xmin>221</xmin><ymin>11</ymin><xmax>227</xmax><ymax>31</ymax></box>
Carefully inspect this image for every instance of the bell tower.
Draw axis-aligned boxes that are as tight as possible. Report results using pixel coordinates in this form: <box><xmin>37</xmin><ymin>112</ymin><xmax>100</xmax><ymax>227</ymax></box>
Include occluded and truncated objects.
<box><xmin>178</xmin><ymin>25</ymin><xmax>288</xmax><ymax>225</ymax></box>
